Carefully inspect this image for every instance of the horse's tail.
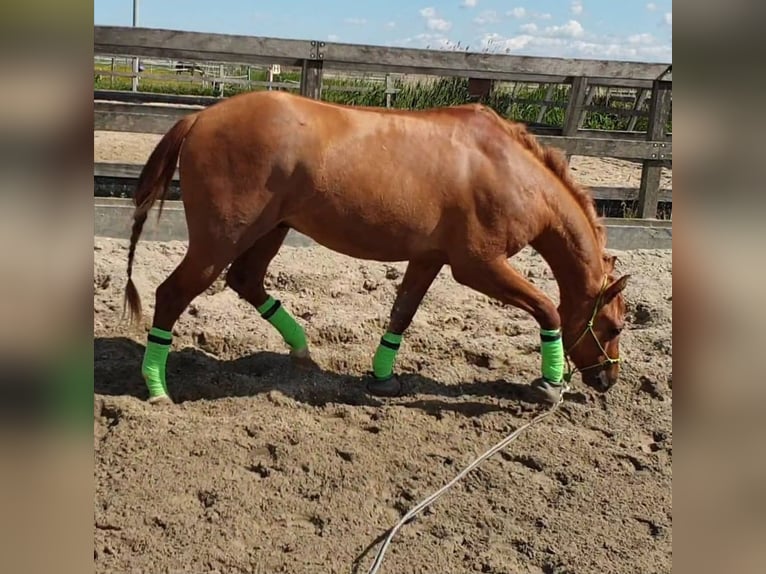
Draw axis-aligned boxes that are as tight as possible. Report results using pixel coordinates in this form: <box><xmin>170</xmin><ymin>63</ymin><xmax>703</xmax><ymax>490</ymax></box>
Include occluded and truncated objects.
<box><xmin>123</xmin><ymin>113</ymin><xmax>199</xmax><ymax>325</ymax></box>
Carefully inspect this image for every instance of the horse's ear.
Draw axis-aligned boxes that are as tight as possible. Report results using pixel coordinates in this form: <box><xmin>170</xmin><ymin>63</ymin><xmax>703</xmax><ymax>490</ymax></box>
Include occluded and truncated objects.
<box><xmin>603</xmin><ymin>274</ymin><xmax>630</xmax><ymax>304</ymax></box>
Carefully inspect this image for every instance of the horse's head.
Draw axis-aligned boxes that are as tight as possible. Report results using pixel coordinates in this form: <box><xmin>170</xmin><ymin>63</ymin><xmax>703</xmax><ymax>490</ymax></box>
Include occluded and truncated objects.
<box><xmin>561</xmin><ymin>255</ymin><xmax>630</xmax><ymax>392</ymax></box>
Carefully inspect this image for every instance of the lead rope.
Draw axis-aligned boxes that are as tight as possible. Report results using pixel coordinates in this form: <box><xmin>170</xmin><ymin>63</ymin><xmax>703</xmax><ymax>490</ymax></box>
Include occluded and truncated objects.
<box><xmin>364</xmin><ymin>277</ymin><xmax>625</xmax><ymax>573</ymax></box>
<box><xmin>364</xmin><ymin>382</ymin><xmax>569</xmax><ymax>574</ymax></box>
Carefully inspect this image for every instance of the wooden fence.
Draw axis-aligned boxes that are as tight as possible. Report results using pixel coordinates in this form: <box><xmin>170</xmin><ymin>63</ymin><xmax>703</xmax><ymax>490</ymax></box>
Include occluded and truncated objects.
<box><xmin>94</xmin><ymin>26</ymin><xmax>672</xmax><ymax>220</ymax></box>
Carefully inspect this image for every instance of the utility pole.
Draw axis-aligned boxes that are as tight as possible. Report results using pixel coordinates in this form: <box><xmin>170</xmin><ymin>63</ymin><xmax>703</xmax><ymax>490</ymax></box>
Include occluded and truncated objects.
<box><xmin>132</xmin><ymin>0</ymin><xmax>140</xmax><ymax>92</ymax></box>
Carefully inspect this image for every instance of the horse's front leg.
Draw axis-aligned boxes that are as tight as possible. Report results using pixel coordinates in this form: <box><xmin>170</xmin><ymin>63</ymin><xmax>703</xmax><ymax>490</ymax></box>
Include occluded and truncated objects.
<box><xmin>450</xmin><ymin>255</ymin><xmax>565</xmax><ymax>403</ymax></box>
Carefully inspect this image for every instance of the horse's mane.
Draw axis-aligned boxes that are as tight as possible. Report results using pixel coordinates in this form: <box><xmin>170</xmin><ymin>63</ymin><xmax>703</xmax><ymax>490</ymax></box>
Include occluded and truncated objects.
<box><xmin>499</xmin><ymin>115</ymin><xmax>607</xmax><ymax>250</ymax></box>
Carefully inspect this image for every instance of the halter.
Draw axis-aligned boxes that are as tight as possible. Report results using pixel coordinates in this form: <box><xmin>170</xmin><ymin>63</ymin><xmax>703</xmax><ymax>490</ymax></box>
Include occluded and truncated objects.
<box><xmin>562</xmin><ymin>275</ymin><xmax>622</xmax><ymax>383</ymax></box>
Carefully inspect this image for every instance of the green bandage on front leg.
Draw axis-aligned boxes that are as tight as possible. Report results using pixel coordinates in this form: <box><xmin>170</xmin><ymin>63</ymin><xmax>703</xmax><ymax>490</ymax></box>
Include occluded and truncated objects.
<box><xmin>257</xmin><ymin>296</ymin><xmax>307</xmax><ymax>352</ymax></box>
<box><xmin>373</xmin><ymin>332</ymin><xmax>402</xmax><ymax>380</ymax></box>
<box><xmin>540</xmin><ymin>328</ymin><xmax>565</xmax><ymax>384</ymax></box>
<box><xmin>142</xmin><ymin>327</ymin><xmax>172</xmax><ymax>399</ymax></box>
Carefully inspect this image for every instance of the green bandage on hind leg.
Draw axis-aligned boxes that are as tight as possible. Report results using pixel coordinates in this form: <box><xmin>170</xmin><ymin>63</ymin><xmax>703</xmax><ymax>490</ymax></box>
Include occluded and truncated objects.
<box><xmin>257</xmin><ymin>296</ymin><xmax>307</xmax><ymax>352</ymax></box>
<box><xmin>373</xmin><ymin>331</ymin><xmax>403</xmax><ymax>380</ymax></box>
<box><xmin>540</xmin><ymin>328</ymin><xmax>565</xmax><ymax>384</ymax></box>
<box><xmin>142</xmin><ymin>326</ymin><xmax>172</xmax><ymax>399</ymax></box>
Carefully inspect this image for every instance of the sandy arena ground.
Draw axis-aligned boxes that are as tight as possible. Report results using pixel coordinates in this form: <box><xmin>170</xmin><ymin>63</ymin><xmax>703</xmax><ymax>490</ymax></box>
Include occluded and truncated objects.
<box><xmin>94</xmin><ymin>130</ymin><xmax>672</xmax><ymax>574</ymax></box>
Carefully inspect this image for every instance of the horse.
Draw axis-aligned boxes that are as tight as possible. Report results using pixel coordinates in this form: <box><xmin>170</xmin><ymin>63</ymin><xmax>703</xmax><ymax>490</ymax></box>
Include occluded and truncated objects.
<box><xmin>122</xmin><ymin>89</ymin><xmax>630</xmax><ymax>405</ymax></box>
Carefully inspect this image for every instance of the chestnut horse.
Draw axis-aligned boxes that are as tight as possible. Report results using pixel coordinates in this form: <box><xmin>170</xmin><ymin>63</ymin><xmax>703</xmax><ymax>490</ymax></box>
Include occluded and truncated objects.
<box><xmin>123</xmin><ymin>90</ymin><xmax>629</xmax><ymax>403</ymax></box>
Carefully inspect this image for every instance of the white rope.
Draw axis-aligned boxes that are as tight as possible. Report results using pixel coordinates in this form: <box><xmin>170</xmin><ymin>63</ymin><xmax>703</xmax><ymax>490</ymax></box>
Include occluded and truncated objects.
<box><xmin>365</xmin><ymin>385</ymin><xmax>568</xmax><ymax>574</ymax></box>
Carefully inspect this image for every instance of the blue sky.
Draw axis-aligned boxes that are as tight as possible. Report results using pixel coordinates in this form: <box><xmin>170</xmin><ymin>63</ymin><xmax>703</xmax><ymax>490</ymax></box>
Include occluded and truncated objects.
<box><xmin>94</xmin><ymin>1</ymin><xmax>672</xmax><ymax>62</ymax></box>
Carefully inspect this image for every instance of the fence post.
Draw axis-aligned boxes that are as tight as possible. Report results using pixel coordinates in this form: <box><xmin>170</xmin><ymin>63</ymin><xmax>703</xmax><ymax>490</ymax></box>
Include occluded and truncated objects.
<box><xmin>627</xmin><ymin>88</ymin><xmax>648</xmax><ymax>132</ymax></box>
<box><xmin>561</xmin><ymin>76</ymin><xmax>589</xmax><ymax>161</ymax></box>
<box><xmin>637</xmin><ymin>78</ymin><xmax>672</xmax><ymax>218</ymax></box>
<box><xmin>577</xmin><ymin>84</ymin><xmax>596</xmax><ymax>129</ymax></box>
<box><xmin>385</xmin><ymin>74</ymin><xmax>395</xmax><ymax>108</ymax></box>
<box><xmin>467</xmin><ymin>77</ymin><xmax>493</xmax><ymax>102</ymax></box>
<box><xmin>536</xmin><ymin>83</ymin><xmax>557</xmax><ymax>124</ymax></box>
<box><xmin>300</xmin><ymin>41</ymin><xmax>325</xmax><ymax>99</ymax></box>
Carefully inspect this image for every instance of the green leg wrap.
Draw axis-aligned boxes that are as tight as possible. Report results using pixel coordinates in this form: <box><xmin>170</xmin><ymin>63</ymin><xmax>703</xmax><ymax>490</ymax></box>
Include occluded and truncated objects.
<box><xmin>373</xmin><ymin>331</ymin><xmax>403</xmax><ymax>380</ymax></box>
<box><xmin>540</xmin><ymin>328</ymin><xmax>565</xmax><ymax>384</ymax></box>
<box><xmin>257</xmin><ymin>296</ymin><xmax>307</xmax><ymax>352</ymax></box>
<box><xmin>142</xmin><ymin>326</ymin><xmax>172</xmax><ymax>399</ymax></box>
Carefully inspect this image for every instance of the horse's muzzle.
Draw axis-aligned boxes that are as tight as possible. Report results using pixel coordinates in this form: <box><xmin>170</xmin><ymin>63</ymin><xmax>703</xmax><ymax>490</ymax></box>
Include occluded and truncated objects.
<box><xmin>597</xmin><ymin>370</ymin><xmax>613</xmax><ymax>391</ymax></box>
<box><xmin>584</xmin><ymin>368</ymin><xmax>618</xmax><ymax>392</ymax></box>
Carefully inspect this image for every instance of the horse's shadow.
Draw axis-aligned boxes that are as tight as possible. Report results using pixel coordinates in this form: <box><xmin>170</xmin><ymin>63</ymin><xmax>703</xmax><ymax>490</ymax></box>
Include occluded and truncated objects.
<box><xmin>94</xmin><ymin>337</ymin><xmax>583</xmax><ymax>418</ymax></box>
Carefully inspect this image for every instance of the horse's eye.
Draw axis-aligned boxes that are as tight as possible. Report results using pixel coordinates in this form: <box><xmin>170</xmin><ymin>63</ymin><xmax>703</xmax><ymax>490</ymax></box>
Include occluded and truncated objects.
<box><xmin>611</xmin><ymin>326</ymin><xmax>623</xmax><ymax>338</ymax></box>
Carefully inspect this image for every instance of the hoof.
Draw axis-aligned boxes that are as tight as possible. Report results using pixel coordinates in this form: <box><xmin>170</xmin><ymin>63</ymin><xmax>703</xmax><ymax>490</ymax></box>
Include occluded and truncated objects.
<box><xmin>290</xmin><ymin>347</ymin><xmax>317</xmax><ymax>370</ymax></box>
<box><xmin>148</xmin><ymin>394</ymin><xmax>173</xmax><ymax>406</ymax></box>
<box><xmin>366</xmin><ymin>375</ymin><xmax>402</xmax><ymax>397</ymax></box>
<box><xmin>291</xmin><ymin>346</ymin><xmax>311</xmax><ymax>359</ymax></box>
<box><xmin>530</xmin><ymin>378</ymin><xmax>566</xmax><ymax>405</ymax></box>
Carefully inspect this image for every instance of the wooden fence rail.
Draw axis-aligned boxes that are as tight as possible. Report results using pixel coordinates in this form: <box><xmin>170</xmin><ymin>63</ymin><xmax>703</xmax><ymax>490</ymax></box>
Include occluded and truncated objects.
<box><xmin>94</xmin><ymin>26</ymin><xmax>671</xmax><ymax>82</ymax></box>
<box><xmin>93</xmin><ymin>162</ymin><xmax>671</xmax><ymax>205</ymax></box>
<box><xmin>94</xmin><ymin>26</ymin><xmax>672</xmax><ymax>219</ymax></box>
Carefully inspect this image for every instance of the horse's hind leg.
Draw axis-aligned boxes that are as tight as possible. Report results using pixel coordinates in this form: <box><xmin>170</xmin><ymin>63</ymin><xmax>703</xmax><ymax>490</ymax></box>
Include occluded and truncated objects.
<box><xmin>142</xmin><ymin>243</ymin><xmax>235</xmax><ymax>404</ymax></box>
<box><xmin>366</xmin><ymin>257</ymin><xmax>443</xmax><ymax>397</ymax></box>
<box><xmin>225</xmin><ymin>226</ymin><xmax>311</xmax><ymax>362</ymax></box>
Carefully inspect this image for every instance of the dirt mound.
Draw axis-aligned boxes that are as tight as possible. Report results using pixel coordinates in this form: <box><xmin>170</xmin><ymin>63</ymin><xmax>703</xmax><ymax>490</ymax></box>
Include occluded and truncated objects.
<box><xmin>94</xmin><ymin>237</ymin><xmax>672</xmax><ymax>574</ymax></box>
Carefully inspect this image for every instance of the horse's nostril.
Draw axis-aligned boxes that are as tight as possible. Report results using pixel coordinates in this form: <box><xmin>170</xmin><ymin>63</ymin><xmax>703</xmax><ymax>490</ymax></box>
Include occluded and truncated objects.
<box><xmin>597</xmin><ymin>370</ymin><xmax>610</xmax><ymax>390</ymax></box>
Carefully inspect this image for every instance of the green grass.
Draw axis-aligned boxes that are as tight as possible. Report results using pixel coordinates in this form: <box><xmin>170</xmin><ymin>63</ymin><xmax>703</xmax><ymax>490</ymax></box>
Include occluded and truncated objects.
<box><xmin>94</xmin><ymin>65</ymin><xmax>672</xmax><ymax>219</ymax></box>
<box><xmin>94</xmin><ymin>62</ymin><xmax>301</xmax><ymax>98</ymax></box>
<box><xmin>94</xmin><ymin>64</ymin><xmax>671</xmax><ymax>133</ymax></box>
<box><xmin>319</xmin><ymin>76</ymin><xmax>670</xmax><ymax>132</ymax></box>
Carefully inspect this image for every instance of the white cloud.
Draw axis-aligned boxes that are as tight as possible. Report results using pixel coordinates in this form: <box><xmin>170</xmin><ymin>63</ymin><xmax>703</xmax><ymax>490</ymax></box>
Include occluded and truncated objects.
<box><xmin>343</xmin><ymin>17</ymin><xmax>367</xmax><ymax>25</ymax></box>
<box><xmin>477</xmin><ymin>9</ymin><xmax>669</xmax><ymax>62</ymax></box>
<box><xmin>544</xmin><ymin>19</ymin><xmax>585</xmax><ymax>38</ymax></box>
<box><xmin>628</xmin><ymin>33</ymin><xmax>655</xmax><ymax>45</ymax></box>
<box><xmin>474</xmin><ymin>10</ymin><xmax>500</xmax><ymax>25</ymax></box>
<box><xmin>395</xmin><ymin>32</ymin><xmax>457</xmax><ymax>51</ymax></box>
<box><xmin>646</xmin><ymin>2</ymin><xmax>658</xmax><ymax>11</ymax></box>
<box><xmin>394</xmin><ymin>4</ymin><xmax>670</xmax><ymax>61</ymax></box>
<box><xmin>507</xmin><ymin>8</ymin><xmax>552</xmax><ymax>20</ymax></box>
<box><xmin>428</xmin><ymin>18</ymin><xmax>452</xmax><ymax>32</ymax></box>
<box><xmin>571</xmin><ymin>1</ymin><xmax>583</xmax><ymax>16</ymax></box>
<box><xmin>664</xmin><ymin>12</ymin><xmax>672</xmax><ymax>26</ymax></box>
<box><xmin>420</xmin><ymin>7</ymin><xmax>452</xmax><ymax>32</ymax></box>
<box><xmin>461</xmin><ymin>0</ymin><xmax>478</xmax><ymax>7</ymax></box>
<box><xmin>385</xmin><ymin>21</ymin><xmax>396</xmax><ymax>29</ymax></box>
<box><xmin>327</xmin><ymin>34</ymin><xmax>340</xmax><ymax>41</ymax></box>
<box><xmin>482</xmin><ymin>32</ymin><xmax>534</xmax><ymax>52</ymax></box>
<box><xmin>479</xmin><ymin>30</ymin><xmax>670</xmax><ymax>62</ymax></box>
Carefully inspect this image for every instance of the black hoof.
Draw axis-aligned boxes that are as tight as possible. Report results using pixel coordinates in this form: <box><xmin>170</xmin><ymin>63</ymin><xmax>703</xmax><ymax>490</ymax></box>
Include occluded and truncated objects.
<box><xmin>366</xmin><ymin>375</ymin><xmax>402</xmax><ymax>397</ymax></box>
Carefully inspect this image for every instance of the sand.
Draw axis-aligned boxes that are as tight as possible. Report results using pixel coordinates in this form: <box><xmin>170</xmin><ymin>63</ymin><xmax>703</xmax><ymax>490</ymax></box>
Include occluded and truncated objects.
<box><xmin>93</xmin><ymin>124</ymin><xmax>672</xmax><ymax>574</ymax></box>
<box><xmin>94</xmin><ymin>239</ymin><xmax>672</xmax><ymax>574</ymax></box>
